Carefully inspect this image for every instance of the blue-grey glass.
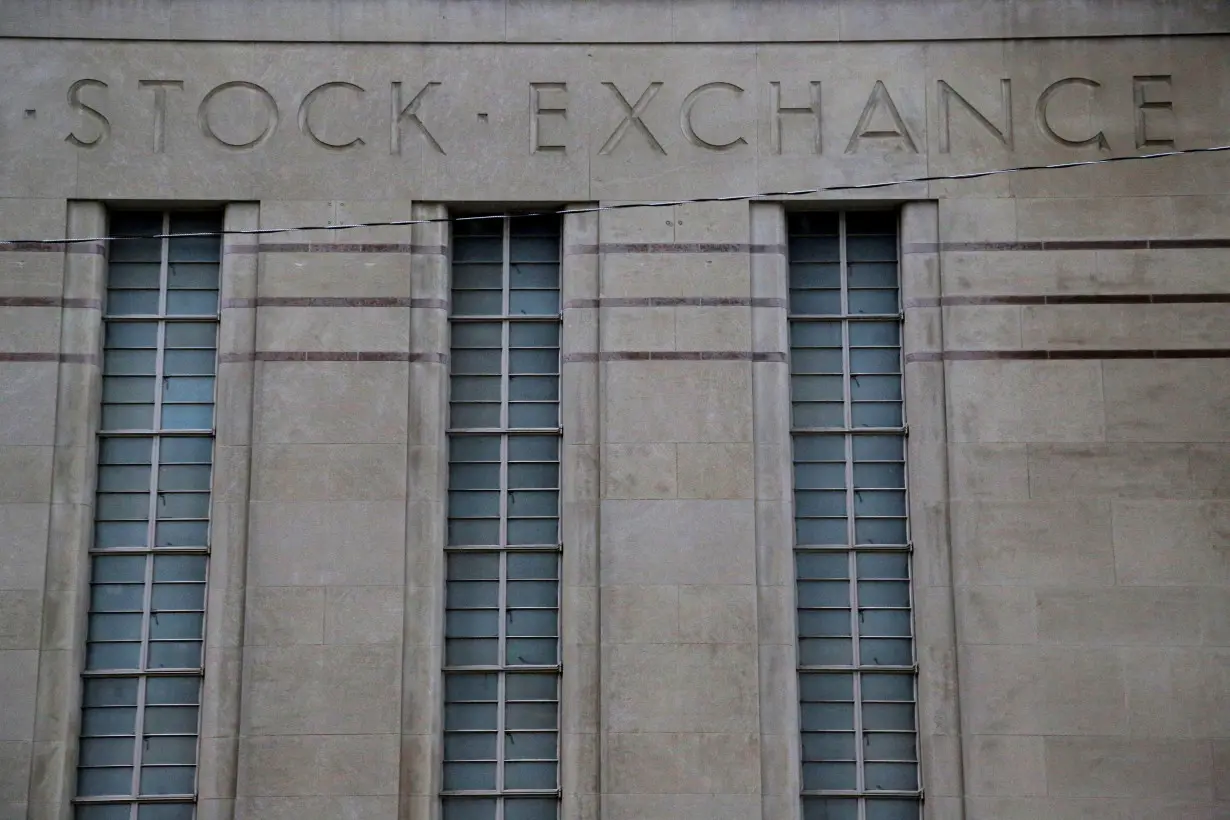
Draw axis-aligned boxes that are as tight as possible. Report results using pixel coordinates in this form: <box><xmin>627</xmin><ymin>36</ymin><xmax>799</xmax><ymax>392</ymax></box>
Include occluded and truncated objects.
<box><xmin>447</xmin><ymin>610</ymin><xmax>500</xmax><ymax>638</ymax></box>
<box><xmin>451</xmin><ymin>436</ymin><xmax>501</xmax><ymax>461</ymax></box>
<box><xmin>144</xmin><ymin>706</ymin><xmax>200</xmax><ymax>734</ymax></box>
<box><xmin>454</xmin><ymin>237</ymin><xmax>503</xmax><ymax>263</ymax></box>
<box><xmin>137</xmin><ymin>803</ymin><xmax>196</xmax><ymax>820</ymax></box>
<box><xmin>509</xmin><ymin>237</ymin><xmax>559</xmax><ymax>262</ymax></box>
<box><xmin>103</xmin><ymin>376</ymin><xmax>157</xmax><ymax>404</ymax></box>
<box><xmin>795</xmin><ymin>552</ymin><xmax>849</xmax><ymax>580</ymax></box>
<box><xmin>857</xmin><ymin>581</ymin><xmax>911</xmax><ymax>608</ymax></box>
<box><xmin>450</xmin><ymin>463</ymin><xmax>500</xmax><ymax>490</ymax></box>
<box><xmin>789</xmin><ymin>255</ymin><xmax>842</xmax><ymax>284</ymax></box>
<box><xmin>509</xmin><ymin>323</ymin><xmax>559</xmax><ymax>347</ymax></box>
<box><xmin>851</xmin><ymin>376</ymin><xmax>902</xmax><ymax>402</ymax></box>
<box><xmin>857</xmin><ymin>552</ymin><xmax>909</xmax><ymax>579</ymax></box>
<box><xmin>102</xmin><ymin>404</ymin><xmax>156</xmax><ymax>430</ymax></box>
<box><xmin>791</xmin><ymin>375</ymin><xmax>844</xmax><ymax>402</ymax></box>
<box><xmin>164</xmin><ymin>322</ymin><xmax>216</xmax><ymax>348</ymax></box>
<box><xmin>145</xmin><ymin>677</ymin><xmax>199</xmax><ymax>707</ymax></box>
<box><xmin>848</xmin><ymin>262</ymin><xmax>900</xmax><ymax>289</ymax></box>
<box><xmin>794</xmin><ymin>435</ymin><xmax>844</xmax><ymax>461</ymax></box>
<box><xmin>505</xmin><ymin>673</ymin><xmax>558</xmax><ymax>700</ymax></box>
<box><xmin>152</xmin><ymin>555</ymin><xmax>206</xmax><ymax>581</ymax></box>
<box><xmin>445</xmin><ymin>672</ymin><xmax>498</xmax><ymax>701</ymax></box>
<box><xmin>850</xmin><ymin>349</ymin><xmax>900</xmax><ymax>374</ymax></box>
<box><xmin>105</xmin><ymin>349</ymin><xmax>158</xmax><ymax>375</ymax></box>
<box><xmin>853</xmin><ymin>435</ymin><xmax>904</xmax><ymax>461</ymax></box>
<box><xmin>451</xmin><ymin>376</ymin><xmax>501</xmax><ymax>402</ymax></box>
<box><xmin>156</xmin><ymin>493</ymin><xmax>210</xmax><ymax>519</ymax></box>
<box><xmin>504</xmin><ymin>797</ymin><xmax>558</xmax><ymax>820</ymax></box>
<box><xmin>795</xmin><ymin>518</ymin><xmax>849</xmax><ymax>546</ymax></box>
<box><xmin>84</xmin><ymin>677</ymin><xmax>139</xmax><ymax>706</ymax></box>
<box><xmin>450</xmin><ymin>403</ymin><xmax>501</xmax><ymax>429</ymax></box>
<box><xmin>447</xmin><ymin>637</ymin><xmax>500</xmax><ymax>666</ymax></box>
<box><xmin>163</xmin><ymin>377</ymin><xmax>215</xmax><ymax>403</ymax></box>
<box><xmin>790</xmin><ymin>289</ymin><xmax>841</xmax><ymax>315</ymax></box>
<box><xmin>790</xmin><ymin>348</ymin><xmax>843</xmax><ymax>374</ymax></box>
<box><xmin>154</xmin><ymin>521</ymin><xmax>209</xmax><ymax>547</ymax></box>
<box><xmin>848</xmin><ymin>290</ymin><xmax>900</xmax><ymax>315</ymax></box>
<box><xmin>90</xmin><ymin>556</ymin><xmax>145</xmax><ymax>584</ymax></box>
<box><xmin>441</xmin><ymin>797</ymin><xmax>497</xmax><ymax>820</ymax></box>
<box><xmin>796</xmin><ymin>580</ymin><xmax>850</xmax><ymax>608</ymax></box>
<box><xmin>108</xmin><ymin>262</ymin><xmax>161</xmax><ymax>290</ymax></box>
<box><xmin>854</xmin><ymin>490</ymin><xmax>906</xmax><ymax>517</ymax></box>
<box><xmin>450</xmin><ymin>490</ymin><xmax>500</xmax><ymax>518</ymax></box>
<box><xmin>507</xmin><ymin>610</ymin><xmax>558</xmax><ymax>637</ymax></box>
<box><xmin>108</xmin><ymin>290</ymin><xmax>161</xmax><ymax>316</ymax></box>
<box><xmin>795</xmin><ymin>490</ymin><xmax>847</xmax><ymax>517</ymax></box>
<box><xmin>149</xmin><ymin>612</ymin><xmax>205</xmax><ymax>639</ymax></box>
<box><xmin>798</xmin><ymin>610</ymin><xmax>852</xmax><ymax>637</ymax></box>
<box><xmin>139</xmin><ymin>765</ymin><xmax>195</xmax><ymax>795</ymax></box>
<box><xmin>508</xmin><ymin>436</ymin><xmax>558</xmax><ymax>461</ymax></box>
<box><xmin>509</xmin><ymin>349</ymin><xmax>558</xmax><ymax>374</ymax></box>
<box><xmin>864</xmin><ymin>732</ymin><xmax>917</xmax><ymax>761</ymax></box>
<box><xmin>166</xmin><ymin>290</ymin><xmax>219</xmax><ymax>315</ymax></box>
<box><xmin>150</xmin><ymin>583</ymin><xmax>205</xmax><ymax>611</ymax></box>
<box><xmin>163</xmin><ymin>350</ymin><xmax>216</xmax><ymax>376</ymax></box>
<box><xmin>864</xmin><ymin>762</ymin><xmax>918</xmax><ymax>791</ymax></box>
<box><xmin>86</xmin><ymin>642</ymin><xmax>141</xmax><ymax>670</ymax></box>
<box><xmin>79</xmin><ymin>736</ymin><xmax>135</xmax><ymax>766</ymax></box>
<box><xmin>505</xmin><ymin>702</ymin><xmax>558</xmax><ymax>730</ymax></box>
<box><xmin>504</xmin><ymin>761</ymin><xmax>557</xmax><ymax>789</ymax></box>
<box><xmin>507</xmin><ymin>518</ymin><xmax>558</xmax><ymax>545</ymax></box>
<box><xmin>510</xmin><ymin>265</ymin><xmax>561</xmax><ymax>291</ymax></box>
<box><xmin>509</xmin><ymin>290</ymin><xmax>560</xmax><ymax>316</ymax></box>
<box><xmin>862</xmin><ymin>702</ymin><xmax>916</xmax><ymax>731</ymax></box>
<box><xmin>445</xmin><ymin>703</ymin><xmax>499</xmax><ymax>730</ymax></box>
<box><xmin>77</xmin><ymin>767</ymin><xmax>134</xmax><ymax>796</ymax></box>
<box><xmin>798</xmin><ymin>637</ymin><xmax>853</xmax><ymax>666</ymax></box>
<box><xmin>453</xmin><ymin>291</ymin><xmax>504</xmax><ymax>316</ymax></box>
<box><xmin>507</xmin><ymin>491</ymin><xmax>559</xmax><ymax>518</ymax></box>
<box><xmin>451</xmin><ymin>321</ymin><xmax>503</xmax><ymax>348</ymax></box>
<box><xmin>506</xmin><ymin>580</ymin><xmax>557</xmax><ymax>607</ymax></box>
<box><xmin>855</xmin><ymin>518</ymin><xmax>908</xmax><ymax>545</ymax></box>
<box><xmin>167</xmin><ymin>263</ymin><xmax>220</xmax><ymax>290</ymax></box>
<box><xmin>455</xmin><ymin>218</ymin><xmax>503</xmax><ymax>238</ymax></box>
<box><xmin>452</xmin><ymin>349</ymin><xmax>502</xmax><ymax>375</ymax></box>
<box><xmin>853</xmin><ymin>463</ymin><xmax>905</xmax><ymax>488</ymax></box>
<box><xmin>82</xmin><ymin>705</ymin><xmax>138</xmax><ymax>735</ymax></box>
<box><xmin>106</xmin><ymin>321</ymin><xmax>159</xmax><ymax>348</ymax></box>
<box><xmin>792</xmin><ymin>402</ymin><xmax>845</xmax><ymax>428</ymax></box>
<box><xmin>452</xmin><ymin>263</ymin><xmax>503</xmax><ymax>291</ymax></box>
<box><xmin>506</xmin><ymin>637</ymin><xmax>557</xmax><ymax>666</ymax></box>
<box><xmin>158</xmin><ymin>465</ymin><xmax>211</xmax><ymax>492</ymax></box>
<box><xmin>802</xmin><ymin>797</ymin><xmax>858</xmax><ymax>820</ymax></box>
<box><xmin>509</xmin><ymin>375</ymin><xmax>559</xmax><ymax>401</ymax></box>
<box><xmin>447</xmin><ymin>581</ymin><xmax>500</xmax><ymax>608</ymax></box>
<box><xmin>88</xmin><ymin>613</ymin><xmax>143</xmax><ymax>641</ymax></box>
<box><xmin>508</xmin><ymin>403</ymin><xmax>559</xmax><ymax>428</ymax></box>
<box><xmin>159</xmin><ymin>437</ymin><xmax>213</xmax><ymax>464</ymax></box>
<box><xmin>802</xmin><ymin>731</ymin><xmax>856</xmax><ymax>761</ymax></box>
<box><xmin>860</xmin><ymin>638</ymin><xmax>913</xmax><ymax>666</ymax></box>
<box><xmin>448</xmin><ymin>518</ymin><xmax>501</xmax><ymax>546</ymax></box>
<box><xmin>508</xmin><ymin>552</ymin><xmax>558</xmax><ymax>579</ymax></box>
<box><xmin>508</xmin><ymin>463</ymin><xmax>558</xmax><ymax>489</ymax></box>
<box><xmin>800</xmin><ymin>702</ymin><xmax>855</xmax><ymax>731</ymax></box>
<box><xmin>861</xmin><ymin>673</ymin><xmax>914</xmax><ymax>702</ymax></box>
<box><xmin>101</xmin><ymin>437</ymin><xmax>154</xmax><ymax>465</ymax></box>
<box><xmin>445</xmin><ymin>731</ymin><xmax>497</xmax><ymax>760</ymax></box>
<box><xmin>505</xmin><ymin>731</ymin><xmax>557</xmax><ymax>760</ymax></box>
<box><xmin>849</xmin><ymin>321</ymin><xmax>900</xmax><ymax>346</ymax></box>
<box><xmin>803</xmin><ymin>761</ymin><xmax>857</xmax><ymax>790</ymax></box>
<box><xmin>859</xmin><ymin>610</ymin><xmax>911</xmax><ymax>637</ymax></box>
<box><xmin>449</xmin><ymin>552</ymin><xmax>500</xmax><ymax>579</ymax></box>
<box><xmin>167</xmin><ymin>219</ymin><xmax>222</xmax><ymax>259</ymax></box>
<box><xmin>790</xmin><ymin>322</ymin><xmax>842</xmax><ymax>347</ymax></box>
<box><xmin>864</xmin><ymin>799</ymin><xmax>921</xmax><ymax>820</ymax></box>
<box><xmin>97</xmin><ymin>493</ymin><xmax>151</xmax><ymax>521</ymax></box>
<box><xmin>443</xmin><ymin>762</ymin><xmax>496</xmax><ymax>791</ymax></box>
<box><xmin>90</xmin><ymin>584</ymin><xmax>145</xmax><ymax>612</ymax></box>
<box><xmin>793</xmin><ymin>462</ymin><xmax>846</xmax><ymax>489</ymax></box>
<box><xmin>846</xmin><ymin>235</ymin><xmax>897</xmax><ymax>262</ymax></box>
<box><xmin>143</xmin><ymin>736</ymin><xmax>198</xmax><ymax>765</ymax></box>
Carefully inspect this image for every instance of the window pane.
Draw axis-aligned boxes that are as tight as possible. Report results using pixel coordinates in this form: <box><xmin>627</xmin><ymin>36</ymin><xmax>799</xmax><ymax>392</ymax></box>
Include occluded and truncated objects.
<box><xmin>139</xmin><ymin>765</ymin><xmax>196</xmax><ymax>795</ymax></box>
<box><xmin>503</xmin><ymin>761</ymin><xmax>557</xmax><ymax>789</ymax></box>
<box><xmin>803</xmin><ymin>797</ymin><xmax>859</xmax><ymax>820</ymax></box>
<box><xmin>79</xmin><ymin>736</ymin><xmax>135</xmax><ymax>767</ymax></box>
<box><xmin>442</xmin><ymin>797</ymin><xmax>497</xmax><ymax>820</ymax></box>
<box><xmin>504</xmin><ymin>798</ymin><xmax>557</xmax><ymax>820</ymax></box>
<box><xmin>138</xmin><ymin>804</ymin><xmax>196</xmax><ymax>820</ymax></box>
<box><xmin>77</xmin><ymin>766</ymin><xmax>134</xmax><ymax>796</ymax></box>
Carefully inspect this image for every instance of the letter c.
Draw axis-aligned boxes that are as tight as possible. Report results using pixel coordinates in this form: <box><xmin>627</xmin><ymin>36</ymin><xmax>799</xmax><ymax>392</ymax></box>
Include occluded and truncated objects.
<box><xmin>1035</xmin><ymin>77</ymin><xmax>1110</xmax><ymax>151</ymax></box>
<box><xmin>298</xmin><ymin>82</ymin><xmax>367</xmax><ymax>150</ymax></box>
<box><xmin>680</xmin><ymin>82</ymin><xmax>747</xmax><ymax>152</ymax></box>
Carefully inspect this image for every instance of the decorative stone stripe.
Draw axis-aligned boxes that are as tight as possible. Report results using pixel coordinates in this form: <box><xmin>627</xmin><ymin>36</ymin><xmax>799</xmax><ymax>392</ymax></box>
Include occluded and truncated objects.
<box><xmin>0</xmin><ymin>352</ymin><xmax>99</xmax><ymax>363</ymax></box>
<box><xmin>0</xmin><ymin>242</ymin><xmax>106</xmax><ymax>254</ymax></box>
<box><xmin>219</xmin><ymin>351</ymin><xmax>448</xmax><ymax>363</ymax></box>
<box><xmin>563</xmin><ymin>351</ymin><xmax>786</xmax><ymax>362</ymax></box>
<box><xmin>227</xmin><ymin>243</ymin><xmax>447</xmax><ymax>255</ymax></box>
<box><xmin>906</xmin><ymin>293</ymin><xmax>1230</xmax><ymax>308</ymax></box>
<box><xmin>564</xmin><ymin>297</ymin><xmax>786</xmax><ymax>309</ymax></box>
<box><xmin>904</xmin><ymin>238</ymin><xmax>1230</xmax><ymax>254</ymax></box>
<box><xmin>906</xmin><ymin>349</ymin><xmax>1230</xmax><ymax>362</ymax></box>
<box><xmin>565</xmin><ymin>242</ymin><xmax>787</xmax><ymax>255</ymax></box>
<box><xmin>221</xmin><ymin>297</ymin><xmax>447</xmax><ymax>309</ymax></box>
<box><xmin>0</xmin><ymin>296</ymin><xmax>102</xmax><ymax>308</ymax></box>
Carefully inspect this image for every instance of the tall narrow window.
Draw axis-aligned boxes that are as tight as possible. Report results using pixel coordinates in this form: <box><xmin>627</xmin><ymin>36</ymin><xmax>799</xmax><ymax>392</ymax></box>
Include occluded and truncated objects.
<box><xmin>75</xmin><ymin>212</ymin><xmax>221</xmax><ymax>820</ymax></box>
<box><xmin>443</xmin><ymin>214</ymin><xmax>562</xmax><ymax>820</ymax></box>
<box><xmin>788</xmin><ymin>212</ymin><xmax>920</xmax><ymax>820</ymax></box>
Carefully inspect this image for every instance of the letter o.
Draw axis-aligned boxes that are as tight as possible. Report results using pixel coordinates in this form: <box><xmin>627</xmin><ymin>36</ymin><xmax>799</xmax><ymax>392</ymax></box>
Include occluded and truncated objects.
<box><xmin>198</xmin><ymin>81</ymin><xmax>279</xmax><ymax>150</ymax></box>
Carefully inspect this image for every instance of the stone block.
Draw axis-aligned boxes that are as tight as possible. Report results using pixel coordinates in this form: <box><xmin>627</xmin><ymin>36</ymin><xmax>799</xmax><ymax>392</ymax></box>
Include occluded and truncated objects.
<box><xmin>947</xmin><ymin>361</ymin><xmax>1104</xmax><ymax>443</ymax></box>
<box><xmin>678</xmin><ymin>584</ymin><xmax>757</xmax><ymax>644</ymax></box>
<box><xmin>601</xmin><ymin>307</ymin><xmax>675</xmax><ymax>352</ymax></box>
<box><xmin>599</xmin><ymin>254</ymin><xmax>750</xmax><ymax>300</ymax></box>
<box><xmin>949</xmin><ymin>443</ymin><xmax>1029</xmax><ymax>499</ymax></box>
<box><xmin>0</xmin><ymin>307</ymin><xmax>59</xmax><ymax>354</ymax></box>
<box><xmin>939</xmin><ymin>197</ymin><xmax>1017</xmax><ymax>242</ymax></box>
<box><xmin>1120</xmin><ymin>647</ymin><xmax>1230</xmax><ymax>739</ymax></box>
<box><xmin>0</xmin><ymin>741</ymin><xmax>30</xmax><ymax>804</ymax></box>
<box><xmin>965</xmin><ymin>734</ymin><xmax>1046</xmax><ymax>797</ymax></box>
<box><xmin>0</xmin><ymin>651</ymin><xmax>37</xmax><ymax>740</ymax></box>
<box><xmin>600</xmin><ymin>585</ymin><xmax>679</xmax><ymax>644</ymax></box>
<box><xmin>244</xmin><ymin>586</ymin><xmax>325</xmax><ymax>647</ymax></box>
<box><xmin>238</xmin><ymin>734</ymin><xmax>399</xmax><ymax>797</ymax></box>
<box><xmin>1044</xmin><ymin>737</ymin><xmax>1213</xmax><ymax>800</ymax></box>
<box><xmin>942</xmin><ymin>305</ymin><xmax>1022</xmax><ymax>350</ymax></box>
<box><xmin>234</xmin><ymin>796</ymin><xmax>397</xmax><ymax>820</ymax></box>
<box><xmin>1015</xmin><ymin>197</ymin><xmax>1175</xmax><ymax>241</ymax></box>
<box><xmin>260</xmin><ymin>254</ymin><xmax>413</xmax><ymax>300</ymax></box>
<box><xmin>604</xmin><ymin>361</ymin><xmax>752</xmax><ymax>443</ymax></box>
<box><xmin>254</xmin><ymin>362</ymin><xmax>408</xmax><ymax>444</ymax></box>
<box><xmin>955</xmin><ymin>585</ymin><xmax>1038</xmax><ymax>645</ymax></box>
<box><xmin>1028</xmin><ymin>443</ymin><xmax>1191</xmax><ymax>499</ymax></box>
<box><xmin>0</xmin><ymin>591</ymin><xmax>42</xmax><ymax>651</ymax></box>
<box><xmin>675</xmin><ymin>442</ymin><xmax>753</xmax><ymax>500</ymax></box>
<box><xmin>0</xmin><ymin>503</ymin><xmax>49</xmax><ymax>590</ymax></box>
<box><xmin>324</xmin><ymin>585</ymin><xmax>404</xmax><ymax>646</ymax></box>
<box><xmin>600</xmin><ymin>499</ymin><xmax>756</xmax><ymax>585</ymax></box>
<box><xmin>602</xmin><ymin>443</ymin><xmax>677</xmax><ymax>500</ymax></box>
<box><xmin>256</xmin><ymin>307</ymin><xmax>410</xmax><ymax>353</ymax></box>
<box><xmin>674</xmin><ymin>306</ymin><xmax>751</xmax><ymax>352</ymax></box>
<box><xmin>1190</xmin><ymin>445</ymin><xmax>1230</xmax><ymax>498</ymax></box>
<box><xmin>601</xmin><ymin>794</ymin><xmax>761</xmax><ymax>820</ymax></box>
<box><xmin>252</xmin><ymin>443</ymin><xmax>407</xmax><ymax>501</ymax></box>
<box><xmin>1111</xmin><ymin>500</ymin><xmax>1230</xmax><ymax>585</ymax></box>
<box><xmin>605</xmin><ymin>731</ymin><xmax>760</xmax><ymax>795</ymax></box>
<box><xmin>1035</xmin><ymin>588</ymin><xmax>1204</xmax><ymax>646</ymax></box>
<box><xmin>1104</xmin><ymin>361</ymin><xmax>1230</xmax><ymax>442</ymax></box>
<box><xmin>0</xmin><ymin>363</ymin><xmax>57</xmax><ymax>445</ymax></box>
<box><xmin>248</xmin><ymin>500</ymin><xmax>405</xmax><ymax>586</ymax></box>
<box><xmin>1022</xmin><ymin>304</ymin><xmax>1230</xmax><ymax>351</ymax></box>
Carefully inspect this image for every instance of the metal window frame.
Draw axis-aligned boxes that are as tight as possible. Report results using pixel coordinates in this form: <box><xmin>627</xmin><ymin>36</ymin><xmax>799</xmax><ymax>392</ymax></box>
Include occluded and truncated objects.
<box><xmin>75</xmin><ymin>211</ymin><xmax>221</xmax><ymax>820</ymax></box>
<box><xmin>788</xmin><ymin>211</ymin><xmax>923</xmax><ymax>820</ymax></box>
<box><xmin>443</xmin><ymin>214</ymin><xmax>563</xmax><ymax>820</ymax></box>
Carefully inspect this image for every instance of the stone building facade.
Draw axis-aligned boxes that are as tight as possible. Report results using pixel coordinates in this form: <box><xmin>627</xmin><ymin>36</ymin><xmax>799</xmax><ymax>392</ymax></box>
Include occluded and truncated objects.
<box><xmin>1</xmin><ymin>2</ymin><xmax>1229</xmax><ymax>819</ymax></box>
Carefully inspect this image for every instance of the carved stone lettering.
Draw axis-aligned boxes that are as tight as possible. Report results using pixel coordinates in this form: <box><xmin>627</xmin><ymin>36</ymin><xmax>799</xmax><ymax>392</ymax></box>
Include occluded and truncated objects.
<box><xmin>198</xmin><ymin>81</ymin><xmax>279</xmax><ymax>150</ymax></box>
<box><xmin>770</xmin><ymin>81</ymin><xmax>822</xmax><ymax>155</ymax></box>
<box><xmin>299</xmin><ymin>82</ymin><xmax>366</xmax><ymax>150</ymax></box>
<box><xmin>680</xmin><ymin>82</ymin><xmax>747</xmax><ymax>151</ymax></box>
<box><xmin>845</xmin><ymin>81</ymin><xmax>919</xmax><ymax>154</ymax></box>
<box><xmin>1036</xmin><ymin>77</ymin><xmax>1110</xmax><ymax>151</ymax></box>
<box><xmin>530</xmin><ymin>82</ymin><xmax>567</xmax><ymax>154</ymax></box>
<box><xmin>598</xmin><ymin>82</ymin><xmax>666</xmax><ymax>155</ymax></box>
<box><xmin>391</xmin><ymin>81</ymin><xmax>444</xmax><ymax>155</ymax></box>
<box><xmin>139</xmin><ymin>79</ymin><xmax>183</xmax><ymax>154</ymax></box>
<box><xmin>938</xmin><ymin>79</ymin><xmax>1013</xmax><ymax>153</ymax></box>
<box><xmin>65</xmin><ymin>79</ymin><xmax>110</xmax><ymax>148</ymax></box>
<box><xmin>1133</xmin><ymin>75</ymin><xmax>1175</xmax><ymax>149</ymax></box>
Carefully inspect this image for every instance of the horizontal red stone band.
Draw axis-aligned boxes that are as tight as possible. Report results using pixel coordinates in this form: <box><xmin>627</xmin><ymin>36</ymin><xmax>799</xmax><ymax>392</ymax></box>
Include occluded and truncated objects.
<box><xmin>564</xmin><ymin>297</ymin><xmax>786</xmax><ymax>309</ymax></box>
<box><xmin>219</xmin><ymin>351</ymin><xmax>448</xmax><ymax>363</ymax></box>
<box><xmin>0</xmin><ymin>352</ymin><xmax>99</xmax><ymax>363</ymax></box>
<box><xmin>904</xmin><ymin>238</ymin><xmax>1230</xmax><ymax>254</ymax></box>
<box><xmin>563</xmin><ymin>351</ymin><xmax>786</xmax><ymax>362</ymax></box>
<box><xmin>906</xmin><ymin>349</ymin><xmax>1230</xmax><ymax>362</ymax></box>
<box><xmin>222</xmin><ymin>297</ymin><xmax>447</xmax><ymax>309</ymax></box>
<box><xmin>566</xmin><ymin>243</ymin><xmax>787</xmax><ymax>255</ymax></box>
<box><xmin>227</xmin><ymin>243</ymin><xmax>447</xmax><ymax>255</ymax></box>
<box><xmin>907</xmin><ymin>293</ymin><xmax>1230</xmax><ymax>308</ymax></box>
<box><xmin>0</xmin><ymin>297</ymin><xmax>102</xmax><ymax>309</ymax></box>
<box><xmin>0</xmin><ymin>242</ymin><xmax>106</xmax><ymax>254</ymax></box>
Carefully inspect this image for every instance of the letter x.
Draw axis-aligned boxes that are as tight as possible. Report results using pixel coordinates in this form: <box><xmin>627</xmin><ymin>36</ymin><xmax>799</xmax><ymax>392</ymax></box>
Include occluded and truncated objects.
<box><xmin>599</xmin><ymin>82</ymin><xmax>666</xmax><ymax>155</ymax></box>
